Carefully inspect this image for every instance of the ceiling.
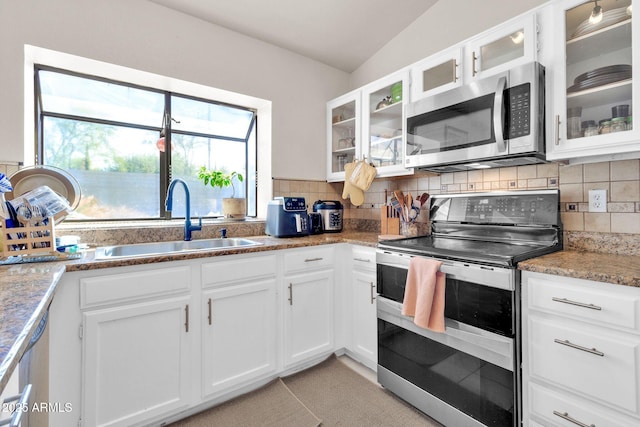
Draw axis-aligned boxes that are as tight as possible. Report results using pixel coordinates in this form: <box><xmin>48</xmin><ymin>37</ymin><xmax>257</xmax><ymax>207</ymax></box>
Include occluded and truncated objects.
<box><xmin>149</xmin><ymin>0</ymin><xmax>439</xmax><ymax>73</ymax></box>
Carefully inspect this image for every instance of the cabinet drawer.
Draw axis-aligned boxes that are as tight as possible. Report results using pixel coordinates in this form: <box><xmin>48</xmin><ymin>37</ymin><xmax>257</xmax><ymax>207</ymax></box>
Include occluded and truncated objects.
<box><xmin>529</xmin><ymin>316</ymin><xmax>640</xmax><ymax>414</ymax></box>
<box><xmin>202</xmin><ymin>254</ymin><xmax>277</xmax><ymax>287</ymax></box>
<box><xmin>530</xmin><ymin>383</ymin><xmax>636</xmax><ymax>427</ymax></box>
<box><xmin>352</xmin><ymin>246</ymin><xmax>375</xmax><ymax>271</ymax></box>
<box><xmin>81</xmin><ymin>266</ymin><xmax>191</xmax><ymax>309</ymax></box>
<box><xmin>283</xmin><ymin>247</ymin><xmax>334</xmax><ymax>274</ymax></box>
<box><xmin>527</xmin><ymin>274</ymin><xmax>640</xmax><ymax>332</ymax></box>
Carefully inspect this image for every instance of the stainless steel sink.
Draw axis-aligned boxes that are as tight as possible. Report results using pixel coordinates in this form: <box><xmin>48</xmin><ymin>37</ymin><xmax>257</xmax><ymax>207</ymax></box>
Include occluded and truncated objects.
<box><xmin>95</xmin><ymin>238</ymin><xmax>262</xmax><ymax>259</ymax></box>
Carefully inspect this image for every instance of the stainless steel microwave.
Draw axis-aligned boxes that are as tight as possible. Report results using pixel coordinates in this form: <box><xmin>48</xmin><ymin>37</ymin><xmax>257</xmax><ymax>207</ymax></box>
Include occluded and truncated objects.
<box><xmin>405</xmin><ymin>62</ymin><xmax>546</xmax><ymax>172</ymax></box>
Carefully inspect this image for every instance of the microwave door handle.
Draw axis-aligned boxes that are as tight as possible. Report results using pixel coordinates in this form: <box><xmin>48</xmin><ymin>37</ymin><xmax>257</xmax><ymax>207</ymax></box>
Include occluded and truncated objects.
<box><xmin>494</xmin><ymin>76</ymin><xmax>507</xmax><ymax>152</ymax></box>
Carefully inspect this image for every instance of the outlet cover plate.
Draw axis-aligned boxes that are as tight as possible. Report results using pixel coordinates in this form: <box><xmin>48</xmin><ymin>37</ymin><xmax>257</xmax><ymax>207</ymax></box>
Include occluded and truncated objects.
<box><xmin>588</xmin><ymin>189</ymin><xmax>607</xmax><ymax>212</ymax></box>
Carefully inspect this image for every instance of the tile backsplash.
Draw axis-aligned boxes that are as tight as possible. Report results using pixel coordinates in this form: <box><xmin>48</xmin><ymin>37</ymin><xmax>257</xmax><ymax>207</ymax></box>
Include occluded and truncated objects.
<box><xmin>274</xmin><ymin>159</ymin><xmax>640</xmax><ymax>255</ymax></box>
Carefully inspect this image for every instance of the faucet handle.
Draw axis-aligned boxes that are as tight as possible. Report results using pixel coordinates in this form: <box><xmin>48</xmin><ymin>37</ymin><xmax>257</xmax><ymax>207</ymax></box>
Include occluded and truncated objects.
<box><xmin>196</xmin><ymin>217</ymin><xmax>202</xmax><ymax>230</ymax></box>
<box><xmin>220</xmin><ymin>228</ymin><xmax>227</xmax><ymax>238</ymax></box>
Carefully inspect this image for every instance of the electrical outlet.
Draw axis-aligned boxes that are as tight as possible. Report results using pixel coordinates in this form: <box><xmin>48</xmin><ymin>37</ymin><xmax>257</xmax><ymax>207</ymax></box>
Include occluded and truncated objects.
<box><xmin>588</xmin><ymin>189</ymin><xmax>607</xmax><ymax>212</ymax></box>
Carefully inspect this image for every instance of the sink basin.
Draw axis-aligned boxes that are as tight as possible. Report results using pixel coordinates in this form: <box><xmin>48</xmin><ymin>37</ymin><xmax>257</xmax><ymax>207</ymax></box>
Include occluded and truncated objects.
<box><xmin>95</xmin><ymin>238</ymin><xmax>262</xmax><ymax>259</ymax></box>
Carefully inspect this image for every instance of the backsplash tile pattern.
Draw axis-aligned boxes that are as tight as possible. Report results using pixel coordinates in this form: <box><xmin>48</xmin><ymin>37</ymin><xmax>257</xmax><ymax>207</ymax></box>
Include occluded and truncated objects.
<box><xmin>274</xmin><ymin>159</ymin><xmax>640</xmax><ymax>255</ymax></box>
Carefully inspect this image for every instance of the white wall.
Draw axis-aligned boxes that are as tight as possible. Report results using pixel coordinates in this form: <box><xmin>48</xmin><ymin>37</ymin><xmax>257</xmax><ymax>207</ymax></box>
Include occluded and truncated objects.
<box><xmin>350</xmin><ymin>0</ymin><xmax>550</xmax><ymax>88</ymax></box>
<box><xmin>0</xmin><ymin>0</ymin><xmax>349</xmax><ymax>181</ymax></box>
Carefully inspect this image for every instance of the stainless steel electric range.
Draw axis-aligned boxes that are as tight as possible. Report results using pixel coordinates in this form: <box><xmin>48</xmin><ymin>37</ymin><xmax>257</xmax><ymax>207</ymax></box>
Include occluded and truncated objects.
<box><xmin>376</xmin><ymin>189</ymin><xmax>562</xmax><ymax>427</ymax></box>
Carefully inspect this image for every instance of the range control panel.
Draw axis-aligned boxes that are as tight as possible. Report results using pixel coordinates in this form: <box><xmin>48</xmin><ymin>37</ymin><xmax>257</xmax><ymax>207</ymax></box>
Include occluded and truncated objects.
<box><xmin>430</xmin><ymin>191</ymin><xmax>560</xmax><ymax>226</ymax></box>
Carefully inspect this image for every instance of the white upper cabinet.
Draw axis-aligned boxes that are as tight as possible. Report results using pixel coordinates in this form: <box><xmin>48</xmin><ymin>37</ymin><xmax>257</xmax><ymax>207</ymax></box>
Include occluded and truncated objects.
<box><xmin>327</xmin><ymin>71</ymin><xmax>413</xmax><ymax>182</ymax></box>
<box><xmin>361</xmin><ymin>70</ymin><xmax>413</xmax><ymax>178</ymax></box>
<box><xmin>410</xmin><ymin>48</ymin><xmax>463</xmax><ymax>101</ymax></box>
<box><xmin>410</xmin><ymin>14</ymin><xmax>538</xmax><ymax>103</ymax></box>
<box><xmin>547</xmin><ymin>0</ymin><xmax>639</xmax><ymax>162</ymax></box>
<box><xmin>465</xmin><ymin>14</ymin><xmax>539</xmax><ymax>81</ymax></box>
<box><xmin>327</xmin><ymin>90</ymin><xmax>361</xmax><ymax>182</ymax></box>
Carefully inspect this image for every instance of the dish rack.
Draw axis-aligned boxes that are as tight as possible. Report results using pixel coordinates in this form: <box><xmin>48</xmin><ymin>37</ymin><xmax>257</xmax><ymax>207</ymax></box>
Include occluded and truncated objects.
<box><xmin>1</xmin><ymin>218</ymin><xmax>57</xmax><ymax>258</ymax></box>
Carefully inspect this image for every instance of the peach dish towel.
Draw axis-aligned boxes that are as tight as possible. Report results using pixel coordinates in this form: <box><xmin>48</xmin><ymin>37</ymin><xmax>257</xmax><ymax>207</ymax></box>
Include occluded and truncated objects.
<box><xmin>402</xmin><ymin>257</ymin><xmax>446</xmax><ymax>332</ymax></box>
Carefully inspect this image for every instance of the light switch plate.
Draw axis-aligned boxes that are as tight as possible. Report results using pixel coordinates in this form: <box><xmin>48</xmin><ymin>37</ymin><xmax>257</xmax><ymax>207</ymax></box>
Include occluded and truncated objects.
<box><xmin>588</xmin><ymin>189</ymin><xmax>607</xmax><ymax>212</ymax></box>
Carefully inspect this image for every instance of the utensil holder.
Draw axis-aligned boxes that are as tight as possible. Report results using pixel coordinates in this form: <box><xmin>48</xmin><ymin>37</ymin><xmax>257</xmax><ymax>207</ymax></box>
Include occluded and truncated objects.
<box><xmin>1</xmin><ymin>218</ymin><xmax>56</xmax><ymax>257</ymax></box>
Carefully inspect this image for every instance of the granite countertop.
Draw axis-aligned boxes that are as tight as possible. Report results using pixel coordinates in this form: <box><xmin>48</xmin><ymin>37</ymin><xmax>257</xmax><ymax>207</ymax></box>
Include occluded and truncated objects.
<box><xmin>518</xmin><ymin>250</ymin><xmax>640</xmax><ymax>288</ymax></box>
<box><xmin>0</xmin><ymin>262</ymin><xmax>65</xmax><ymax>393</ymax></box>
<box><xmin>0</xmin><ymin>231</ymin><xmax>379</xmax><ymax>393</ymax></box>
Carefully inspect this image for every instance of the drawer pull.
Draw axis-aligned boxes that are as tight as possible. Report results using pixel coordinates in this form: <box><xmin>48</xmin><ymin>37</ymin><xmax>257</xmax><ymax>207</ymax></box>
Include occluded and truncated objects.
<box><xmin>553</xmin><ymin>410</ymin><xmax>595</xmax><ymax>427</ymax></box>
<box><xmin>304</xmin><ymin>257</ymin><xmax>323</xmax><ymax>262</ymax></box>
<box><xmin>354</xmin><ymin>257</ymin><xmax>371</xmax><ymax>263</ymax></box>
<box><xmin>552</xmin><ymin>297</ymin><xmax>602</xmax><ymax>311</ymax></box>
<box><xmin>554</xmin><ymin>339</ymin><xmax>604</xmax><ymax>357</ymax></box>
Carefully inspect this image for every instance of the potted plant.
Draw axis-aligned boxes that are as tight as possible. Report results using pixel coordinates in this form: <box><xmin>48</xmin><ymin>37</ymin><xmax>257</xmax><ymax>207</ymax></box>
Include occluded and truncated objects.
<box><xmin>198</xmin><ymin>166</ymin><xmax>246</xmax><ymax>219</ymax></box>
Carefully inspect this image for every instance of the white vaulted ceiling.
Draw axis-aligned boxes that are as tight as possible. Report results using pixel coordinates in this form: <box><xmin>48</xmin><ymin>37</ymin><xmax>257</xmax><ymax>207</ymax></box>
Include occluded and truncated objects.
<box><xmin>148</xmin><ymin>0</ymin><xmax>439</xmax><ymax>73</ymax></box>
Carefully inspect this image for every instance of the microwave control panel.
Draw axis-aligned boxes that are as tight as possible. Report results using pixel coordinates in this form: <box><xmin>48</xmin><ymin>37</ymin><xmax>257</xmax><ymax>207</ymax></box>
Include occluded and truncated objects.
<box><xmin>505</xmin><ymin>83</ymin><xmax>530</xmax><ymax>139</ymax></box>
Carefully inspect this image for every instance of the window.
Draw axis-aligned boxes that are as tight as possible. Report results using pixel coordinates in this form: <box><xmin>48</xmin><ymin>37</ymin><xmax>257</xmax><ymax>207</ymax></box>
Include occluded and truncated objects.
<box><xmin>36</xmin><ymin>66</ymin><xmax>257</xmax><ymax>221</ymax></box>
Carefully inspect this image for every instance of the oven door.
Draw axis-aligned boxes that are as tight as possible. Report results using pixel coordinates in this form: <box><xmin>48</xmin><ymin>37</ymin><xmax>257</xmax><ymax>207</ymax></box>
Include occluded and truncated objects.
<box><xmin>376</xmin><ymin>250</ymin><xmax>516</xmax><ymax>337</ymax></box>
<box><xmin>377</xmin><ymin>298</ymin><xmax>517</xmax><ymax>427</ymax></box>
<box><xmin>376</xmin><ymin>249</ymin><xmax>520</xmax><ymax>426</ymax></box>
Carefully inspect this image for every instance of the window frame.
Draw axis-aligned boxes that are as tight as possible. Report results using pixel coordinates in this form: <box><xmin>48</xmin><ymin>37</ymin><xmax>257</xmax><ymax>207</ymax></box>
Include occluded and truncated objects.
<box><xmin>34</xmin><ymin>64</ymin><xmax>258</xmax><ymax>221</ymax></box>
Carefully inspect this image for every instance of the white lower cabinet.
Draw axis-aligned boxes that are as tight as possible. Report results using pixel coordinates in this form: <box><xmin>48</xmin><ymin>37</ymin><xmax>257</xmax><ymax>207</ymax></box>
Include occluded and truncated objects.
<box><xmin>83</xmin><ymin>296</ymin><xmax>193</xmax><ymax>427</ymax></box>
<box><xmin>348</xmin><ymin>246</ymin><xmax>377</xmax><ymax>370</ymax></box>
<box><xmin>522</xmin><ymin>271</ymin><xmax>640</xmax><ymax>427</ymax></box>
<box><xmin>46</xmin><ymin>244</ymin><xmax>376</xmax><ymax>426</ymax></box>
<box><xmin>200</xmin><ymin>254</ymin><xmax>277</xmax><ymax>398</ymax></box>
<box><xmin>282</xmin><ymin>270</ymin><xmax>334</xmax><ymax>368</ymax></box>
<box><xmin>79</xmin><ymin>264</ymin><xmax>194</xmax><ymax>427</ymax></box>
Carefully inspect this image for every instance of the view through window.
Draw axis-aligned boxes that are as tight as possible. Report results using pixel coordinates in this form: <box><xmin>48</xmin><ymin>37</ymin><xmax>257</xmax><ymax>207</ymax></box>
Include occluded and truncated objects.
<box><xmin>36</xmin><ymin>67</ymin><xmax>257</xmax><ymax>220</ymax></box>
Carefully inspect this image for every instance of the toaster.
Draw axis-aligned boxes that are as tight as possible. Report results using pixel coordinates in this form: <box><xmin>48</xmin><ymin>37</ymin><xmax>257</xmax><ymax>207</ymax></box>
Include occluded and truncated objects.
<box><xmin>265</xmin><ymin>197</ymin><xmax>309</xmax><ymax>237</ymax></box>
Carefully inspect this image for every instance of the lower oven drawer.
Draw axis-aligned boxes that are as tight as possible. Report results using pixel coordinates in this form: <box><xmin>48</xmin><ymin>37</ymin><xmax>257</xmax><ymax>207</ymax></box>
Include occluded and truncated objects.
<box><xmin>529</xmin><ymin>316</ymin><xmax>640</xmax><ymax>414</ymax></box>
<box><xmin>377</xmin><ymin>298</ymin><xmax>517</xmax><ymax>427</ymax></box>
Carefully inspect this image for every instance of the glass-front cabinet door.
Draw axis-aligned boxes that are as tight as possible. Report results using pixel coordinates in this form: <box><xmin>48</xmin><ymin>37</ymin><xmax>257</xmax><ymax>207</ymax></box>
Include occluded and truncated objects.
<box><xmin>327</xmin><ymin>91</ymin><xmax>361</xmax><ymax>182</ymax></box>
<box><xmin>362</xmin><ymin>70</ymin><xmax>412</xmax><ymax>178</ymax></box>
<box><xmin>466</xmin><ymin>15</ymin><xmax>538</xmax><ymax>81</ymax></box>
<box><xmin>410</xmin><ymin>48</ymin><xmax>462</xmax><ymax>101</ymax></box>
<box><xmin>548</xmin><ymin>0</ymin><xmax>638</xmax><ymax>161</ymax></box>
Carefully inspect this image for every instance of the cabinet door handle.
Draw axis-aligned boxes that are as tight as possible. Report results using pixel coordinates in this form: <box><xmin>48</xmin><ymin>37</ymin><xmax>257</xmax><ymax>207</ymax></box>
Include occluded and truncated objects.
<box><xmin>554</xmin><ymin>338</ymin><xmax>604</xmax><ymax>357</ymax></box>
<box><xmin>553</xmin><ymin>410</ymin><xmax>596</xmax><ymax>427</ymax></box>
<box><xmin>471</xmin><ymin>51</ymin><xmax>478</xmax><ymax>77</ymax></box>
<box><xmin>555</xmin><ymin>114</ymin><xmax>561</xmax><ymax>145</ymax></box>
<box><xmin>552</xmin><ymin>297</ymin><xmax>602</xmax><ymax>311</ymax></box>
<box><xmin>370</xmin><ymin>282</ymin><xmax>375</xmax><ymax>305</ymax></box>
<box><xmin>453</xmin><ymin>60</ymin><xmax>459</xmax><ymax>82</ymax></box>
<box><xmin>207</xmin><ymin>298</ymin><xmax>212</xmax><ymax>325</ymax></box>
<box><xmin>288</xmin><ymin>283</ymin><xmax>293</xmax><ymax>306</ymax></box>
<box><xmin>185</xmin><ymin>304</ymin><xmax>190</xmax><ymax>333</ymax></box>
<box><xmin>354</xmin><ymin>258</ymin><xmax>370</xmax><ymax>263</ymax></box>
<box><xmin>304</xmin><ymin>257</ymin><xmax>323</xmax><ymax>262</ymax></box>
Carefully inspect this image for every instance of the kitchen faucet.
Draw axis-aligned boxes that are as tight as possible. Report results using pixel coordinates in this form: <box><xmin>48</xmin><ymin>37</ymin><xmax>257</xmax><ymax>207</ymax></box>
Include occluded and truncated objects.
<box><xmin>165</xmin><ymin>178</ymin><xmax>202</xmax><ymax>241</ymax></box>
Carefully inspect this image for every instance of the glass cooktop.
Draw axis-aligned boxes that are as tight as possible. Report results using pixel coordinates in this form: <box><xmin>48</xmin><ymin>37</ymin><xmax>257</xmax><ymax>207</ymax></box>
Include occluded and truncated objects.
<box><xmin>378</xmin><ymin>235</ymin><xmax>560</xmax><ymax>267</ymax></box>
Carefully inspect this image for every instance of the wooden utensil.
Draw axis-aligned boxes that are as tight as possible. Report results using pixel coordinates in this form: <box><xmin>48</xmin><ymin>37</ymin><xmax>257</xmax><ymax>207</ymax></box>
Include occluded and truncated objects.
<box><xmin>393</xmin><ymin>191</ymin><xmax>405</xmax><ymax>221</ymax></box>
